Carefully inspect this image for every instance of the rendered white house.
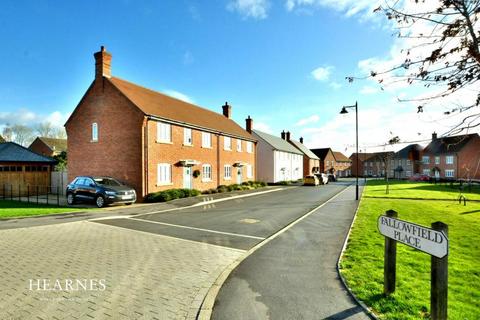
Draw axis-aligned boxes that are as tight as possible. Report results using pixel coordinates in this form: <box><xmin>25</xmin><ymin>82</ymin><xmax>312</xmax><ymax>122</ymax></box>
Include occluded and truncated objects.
<box><xmin>252</xmin><ymin>130</ymin><xmax>303</xmax><ymax>183</ymax></box>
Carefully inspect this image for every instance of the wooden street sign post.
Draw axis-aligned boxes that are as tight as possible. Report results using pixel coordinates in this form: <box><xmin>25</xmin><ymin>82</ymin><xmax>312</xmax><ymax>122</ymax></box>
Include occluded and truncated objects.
<box><xmin>378</xmin><ymin>210</ymin><xmax>449</xmax><ymax>320</ymax></box>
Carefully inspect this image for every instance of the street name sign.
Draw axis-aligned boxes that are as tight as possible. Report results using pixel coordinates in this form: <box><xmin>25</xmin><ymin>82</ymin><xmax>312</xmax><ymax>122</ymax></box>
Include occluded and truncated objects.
<box><xmin>378</xmin><ymin>215</ymin><xmax>448</xmax><ymax>258</ymax></box>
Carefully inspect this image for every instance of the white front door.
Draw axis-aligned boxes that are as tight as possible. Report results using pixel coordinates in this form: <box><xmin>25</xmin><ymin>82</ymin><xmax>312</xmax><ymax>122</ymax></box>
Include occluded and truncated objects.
<box><xmin>237</xmin><ymin>167</ymin><xmax>242</xmax><ymax>184</ymax></box>
<box><xmin>435</xmin><ymin>170</ymin><xmax>440</xmax><ymax>179</ymax></box>
<box><xmin>183</xmin><ymin>167</ymin><xmax>192</xmax><ymax>189</ymax></box>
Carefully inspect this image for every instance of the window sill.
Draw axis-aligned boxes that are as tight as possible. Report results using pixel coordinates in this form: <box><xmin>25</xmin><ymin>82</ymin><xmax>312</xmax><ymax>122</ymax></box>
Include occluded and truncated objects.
<box><xmin>183</xmin><ymin>144</ymin><xmax>193</xmax><ymax>147</ymax></box>
<box><xmin>202</xmin><ymin>179</ymin><xmax>212</xmax><ymax>183</ymax></box>
<box><xmin>224</xmin><ymin>178</ymin><xmax>232</xmax><ymax>180</ymax></box>
<box><xmin>156</xmin><ymin>183</ymin><xmax>173</xmax><ymax>186</ymax></box>
<box><xmin>224</xmin><ymin>148</ymin><xmax>232</xmax><ymax>151</ymax></box>
<box><xmin>202</xmin><ymin>146</ymin><xmax>213</xmax><ymax>149</ymax></box>
<box><xmin>156</xmin><ymin>140</ymin><xmax>173</xmax><ymax>144</ymax></box>
<box><xmin>90</xmin><ymin>140</ymin><xmax>98</xmax><ymax>143</ymax></box>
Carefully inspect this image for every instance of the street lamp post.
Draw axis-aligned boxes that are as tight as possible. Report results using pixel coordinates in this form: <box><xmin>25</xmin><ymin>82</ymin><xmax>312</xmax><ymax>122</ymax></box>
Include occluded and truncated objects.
<box><xmin>340</xmin><ymin>101</ymin><xmax>359</xmax><ymax>201</ymax></box>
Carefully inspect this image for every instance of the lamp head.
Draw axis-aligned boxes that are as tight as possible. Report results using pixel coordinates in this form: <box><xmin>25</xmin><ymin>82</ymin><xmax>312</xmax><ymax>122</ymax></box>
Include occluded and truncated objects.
<box><xmin>340</xmin><ymin>107</ymin><xmax>348</xmax><ymax>114</ymax></box>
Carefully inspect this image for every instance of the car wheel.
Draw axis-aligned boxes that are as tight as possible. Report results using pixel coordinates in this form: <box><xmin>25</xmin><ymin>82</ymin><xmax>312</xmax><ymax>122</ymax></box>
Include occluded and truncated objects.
<box><xmin>67</xmin><ymin>193</ymin><xmax>76</xmax><ymax>205</ymax></box>
<box><xmin>125</xmin><ymin>202</ymin><xmax>133</xmax><ymax>206</ymax></box>
<box><xmin>95</xmin><ymin>195</ymin><xmax>105</xmax><ymax>208</ymax></box>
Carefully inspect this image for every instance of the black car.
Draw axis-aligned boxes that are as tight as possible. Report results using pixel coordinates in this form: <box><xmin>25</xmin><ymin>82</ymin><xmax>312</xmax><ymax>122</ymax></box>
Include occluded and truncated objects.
<box><xmin>66</xmin><ymin>176</ymin><xmax>136</xmax><ymax>208</ymax></box>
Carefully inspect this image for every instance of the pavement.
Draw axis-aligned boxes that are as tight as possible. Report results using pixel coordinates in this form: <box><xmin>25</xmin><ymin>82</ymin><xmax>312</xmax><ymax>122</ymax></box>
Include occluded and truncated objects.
<box><xmin>0</xmin><ymin>180</ymin><xmax>368</xmax><ymax>320</ymax></box>
<box><xmin>211</xmin><ymin>184</ymin><xmax>370</xmax><ymax>320</ymax></box>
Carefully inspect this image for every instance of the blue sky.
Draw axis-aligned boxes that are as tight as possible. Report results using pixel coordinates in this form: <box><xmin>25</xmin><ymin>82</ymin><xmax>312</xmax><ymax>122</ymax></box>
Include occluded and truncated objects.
<box><xmin>1</xmin><ymin>0</ymin><xmax>473</xmax><ymax>154</ymax></box>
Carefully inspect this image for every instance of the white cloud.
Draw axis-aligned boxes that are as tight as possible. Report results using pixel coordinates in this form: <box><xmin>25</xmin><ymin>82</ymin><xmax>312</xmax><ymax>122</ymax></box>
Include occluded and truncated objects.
<box><xmin>163</xmin><ymin>89</ymin><xmax>195</xmax><ymax>104</ymax></box>
<box><xmin>0</xmin><ymin>109</ymin><xmax>69</xmax><ymax>128</ymax></box>
<box><xmin>227</xmin><ymin>0</ymin><xmax>270</xmax><ymax>20</ymax></box>
<box><xmin>329</xmin><ymin>81</ymin><xmax>342</xmax><ymax>89</ymax></box>
<box><xmin>254</xmin><ymin>121</ymin><xmax>273</xmax><ymax>133</ymax></box>
<box><xmin>359</xmin><ymin>86</ymin><xmax>378</xmax><ymax>95</ymax></box>
<box><xmin>285</xmin><ymin>0</ymin><xmax>381</xmax><ymax>20</ymax></box>
<box><xmin>295</xmin><ymin>114</ymin><xmax>320</xmax><ymax>126</ymax></box>
<box><xmin>311</xmin><ymin>65</ymin><xmax>333</xmax><ymax>81</ymax></box>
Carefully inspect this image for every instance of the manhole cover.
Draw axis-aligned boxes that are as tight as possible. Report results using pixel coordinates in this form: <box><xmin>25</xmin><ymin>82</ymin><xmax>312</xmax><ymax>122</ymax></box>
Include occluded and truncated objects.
<box><xmin>239</xmin><ymin>218</ymin><xmax>260</xmax><ymax>224</ymax></box>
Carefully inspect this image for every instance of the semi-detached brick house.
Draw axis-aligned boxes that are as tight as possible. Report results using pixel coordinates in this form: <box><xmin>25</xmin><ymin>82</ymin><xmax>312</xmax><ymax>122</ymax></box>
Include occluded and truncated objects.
<box><xmin>65</xmin><ymin>47</ymin><xmax>256</xmax><ymax>200</ymax></box>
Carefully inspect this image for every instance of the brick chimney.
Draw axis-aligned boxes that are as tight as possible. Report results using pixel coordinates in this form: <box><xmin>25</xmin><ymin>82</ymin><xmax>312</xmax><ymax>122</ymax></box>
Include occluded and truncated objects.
<box><xmin>286</xmin><ymin>131</ymin><xmax>291</xmax><ymax>141</ymax></box>
<box><xmin>246</xmin><ymin>116</ymin><xmax>253</xmax><ymax>133</ymax></box>
<box><xmin>432</xmin><ymin>132</ymin><xmax>437</xmax><ymax>140</ymax></box>
<box><xmin>281</xmin><ymin>130</ymin><xmax>286</xmax><ymax>140</ymax></box>
<box><xmin>299</xmin><ymin>137</ymin><xmax>304</xmax><ymax>144</ymax></box>
<box><xmin>222</xmin><ymin>102</ymin><xmax>232</xmax><ymax>119</ymax></box>
<box><xmin>94</xmin><ymin>46</ymin><xmax>112</xmax><ymax>80</ymax></box>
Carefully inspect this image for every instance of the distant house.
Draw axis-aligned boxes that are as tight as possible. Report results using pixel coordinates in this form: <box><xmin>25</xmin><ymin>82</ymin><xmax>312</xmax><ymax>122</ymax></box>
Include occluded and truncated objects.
<box><xmin>65</xmin><ymin>47</ymin><xmax>256</xmax><ymax>199</ymax></box>
<box><xmin>332</xmin><ymin>151</ymin><xmax>352</xmax><ymax>177</ymax></box>
<box><xmin>0</xmin><ymin>142</ymin><xmax>56</xmax><ymax>192</ymax></box>
<box><xmin>286</xmin><ymin>134</ymin><xmax>320</xmax><ymax>177</ymax></box>
<box><xmin>29</xmin><ymin>137</ymin><xmax>67</xmax><ymax>157</ymax></box>
<box><xmin>390</xmin><ymin>144</ymin><xmax>423</xmax><ymax>179</ymax></box>
<box><xmin>310</xmin><ymin>148</ymin><xmax>336</xmax><ymax>174</ymax></box>
<box><xmin>349</xmin><ymin>153</ymin><xmax>375</xmax><ymax>177</ymax></box>
<box><xmin>421</xmin><ymin>132</ymin><xmax>480</xmax><ymax>180</ymax></box>
<box><xmin>250</xmin><ymin>128</ymin><xmax>303</xmax><ymax>183</ymax></box>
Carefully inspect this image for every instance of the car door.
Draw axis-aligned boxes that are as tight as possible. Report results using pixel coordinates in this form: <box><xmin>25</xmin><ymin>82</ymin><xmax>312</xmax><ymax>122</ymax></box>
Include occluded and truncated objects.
<box><xmin>73</xmin><ymin>178</ymin><xmax>87</xmax><ymax>199</ymax></box>
<box><xmin>83</xmin><ymin>178</ymin><xmax>98</xmax><ymax>200</ymax></box>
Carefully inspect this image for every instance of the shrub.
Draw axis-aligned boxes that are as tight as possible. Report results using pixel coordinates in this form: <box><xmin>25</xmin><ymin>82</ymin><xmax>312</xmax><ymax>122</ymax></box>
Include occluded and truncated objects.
<box><xmin>217</xmin><ymin>185</ymin><xmax>228</xmax><ymax>193</ymax></box>
<box><xmin>145</xmin><ymin>188</ymin><xmax>201</xmax><ymax>202</ymax></box>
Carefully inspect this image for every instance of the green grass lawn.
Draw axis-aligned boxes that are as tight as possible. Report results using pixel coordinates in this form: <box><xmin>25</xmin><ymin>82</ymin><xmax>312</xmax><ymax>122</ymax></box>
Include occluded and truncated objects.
<box><xmin>365</xmin><ymin>179</ymin><xmax>480</xmax><ymax>201</ymax></box>
<box><xmin>340</xmin><ymin>181</ymin><xmax>480</xmax><ymax>319</ymax></box>
<box><xmin>0</xmin><ymin>200</ymin><xmax>86</xmax><ymax>218</ymax></box>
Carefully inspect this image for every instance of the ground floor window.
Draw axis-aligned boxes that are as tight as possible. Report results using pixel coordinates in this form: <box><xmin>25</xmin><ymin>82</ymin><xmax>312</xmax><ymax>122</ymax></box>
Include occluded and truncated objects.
<box><xmin>406</xmin><ymin>170</ymin><xmax>412</xmax><ymax>177</ymax></box>
<box><xmin>157</xmin><ymin>163</ymin><xmax>171</xmax><ymax>185</ymax></box>
<box><xmin>202</xmin><ymin>164</ymin><xmax>212</xmax><ymax>181</ymax></box>
<box><xmin>445</xmin><ymin>169</ymin><xmax>455</xmax><ymax>178</ymax></box>
<box><xmin>224</xmin><ymin>165</ymin><xmax>232</xmax><ymax>180</ymax></box>
<box><xmin>246</xmin><ymin>164</ymin><xmax>253</xmax><ymax>179</ymax></box>
<box><xmin>423</xmin><ymin>169</ymin><xmax>430</xmax><ymax>176</ymax></box>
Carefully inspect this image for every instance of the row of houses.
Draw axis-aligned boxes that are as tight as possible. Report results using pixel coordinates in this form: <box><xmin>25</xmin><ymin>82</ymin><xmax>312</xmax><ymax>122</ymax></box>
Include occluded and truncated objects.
<box><xmin>349</xmin><ymin>132</ymin><xmax>480</xmax><ymax>180</ymax></box>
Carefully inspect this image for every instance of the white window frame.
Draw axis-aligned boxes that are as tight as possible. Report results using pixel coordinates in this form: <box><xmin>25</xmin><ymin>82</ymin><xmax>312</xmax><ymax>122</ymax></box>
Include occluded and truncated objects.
<box><xmin>202</xmin><ymin>164</ymin><xmax>212</xmax><ymax>182</ymax></box>
<box><xmin>423</xmin><ymin>169</ymin><xmax>430</xmax><ymax>176</ymax></box>
<box><xmin>422</xmin><ymin>156</ymin><xmax>430</xmax><ymax>164</ymax></box>
<box><xmin>91</xmin><ymin>123</ymin><xmax>98</xmax><ymax>142</ymax></box>
<box><xmin>246</xmin><ymin>164</ymin><xmax>253</xmax><ymax>179</ymax></box>
<box><xmin>246</xmin><ymin>141</ymin><xmax>253</xmax><ymax>153</ymax></box>
<box><xmin>446</xmin><ymin>155</ymin><xmax>454</xmax><ymax>164</ymax></box>
<box><xmin>184</xmin><ymin>128</ymin><xmax>192</xmax><ymax>146</ymax></box>
<box><xmin>237</xmin><ymin>139</ymin><xmax>242</xmax><ymax>152</ymax></box>
<box><xmin>157</xmin><ymin>122</ymin><xmax>171</xmax><ymax>143</ymax></box>
<box><xmin>224</xmin><ymin>136</ymin><xmax>232</xmax><ymax>150</ymax></box>
<box><xmin>157</xmin><ymin>163</ymin><xmax>172</xmax><ymax>185</ymax></box>
<box><xmin>202</xmin><ymin>132</ymin><xmax>212</xmax><ymax>148</ymax></box>
<box><xmin>435</xmin><ymin>156</ymin><xmax>440</xmax><ymax>165</ymax></box>
<box><xmin>224</xmin><ymin>165</ymin><xmax>232</xmax><ymax>180</ymax></box>
<box><xmin>445</xmin><ymin>169</ymin><xmax>455</xmax><ymax>177</ymax></box>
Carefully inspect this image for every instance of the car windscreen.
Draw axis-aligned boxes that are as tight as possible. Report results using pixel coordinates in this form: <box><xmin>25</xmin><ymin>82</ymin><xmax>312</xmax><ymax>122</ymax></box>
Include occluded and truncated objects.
<box><xmin>93</xmin><ymin>178</ymin><xmax>122</xmax><ymax>186</ymax></box>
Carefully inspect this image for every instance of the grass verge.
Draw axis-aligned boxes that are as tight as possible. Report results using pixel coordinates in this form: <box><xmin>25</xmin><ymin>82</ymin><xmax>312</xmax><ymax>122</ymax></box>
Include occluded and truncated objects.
<box><xmin>340</xmin><ymin>181</ymin><xmax>480</xmax><ymax>319</ymax></box>
<box><xmin>0</xmin><ymin>200</ymin><xmax>86</xmax><ymax>218</ymax></box>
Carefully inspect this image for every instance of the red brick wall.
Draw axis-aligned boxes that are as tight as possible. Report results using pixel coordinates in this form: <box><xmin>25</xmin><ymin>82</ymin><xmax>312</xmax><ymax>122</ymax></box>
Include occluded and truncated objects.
<box><xmin>146</xmin><ymin>120</ymin><xmax>256</xmax><ymax>193</ymax></box>
<box><xmin>29</xmin><ymin>139</ymin><xmax>53</xmax><ymax>157</ymax></box>
<box><xmin>459</xmin><ymin>136</ymin><xmax>480</xmax><ymax>179</ymax></box>
<box><xmin>65</xmin><ymin>79</ymin><xmax>145</xmax><ymax>196</ymax></box>
<box><xmin>303</xmin><ymin>157</ymin><xmax>320</xmax><ymax>176</ymax></box>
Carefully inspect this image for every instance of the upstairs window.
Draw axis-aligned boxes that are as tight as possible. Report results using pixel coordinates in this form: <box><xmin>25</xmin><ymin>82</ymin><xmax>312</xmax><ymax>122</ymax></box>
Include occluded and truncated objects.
<box><xmin>237</xmin><ymin>139</ymin><xmax>242</xmax><ymax>152</ymax></box>
<box><xmin>446</xmin><ymin>155</ymin><xmax>454</xmax><ymax>164</ymax></box>
<box><xmin>184</xmin><ymin>128</ymin><xmax>192</xmax><ymax>145</ymax></box>
<box><xmin>422</xmin><ymin>156</ymin><xmax>430</xmax><ymax>164</ymax></box>
<box><xmin>92</xmin><ymin>123</ymin><xmax>98</xmax><ymax>142</ymax></box>
<box><xmin>435</xmin><ymin>156</ymin><xmax>440</xmax><ymax>165</ymax></box>
<box><xmin>157</xmin><ymin>122</ymin><xmax>171</xmax><ymax>143</ymax></box>
<box><xmin>202</xmin><ymin>132</ymin><xmax>212</xmax><ymax>148</ymax></box>
<box><xmin>246</xmin><ymin>141</ymin><xmax>253</xmax><ymax>153</ymax></box>
<box><xmin>224</xmin><ymin>137</ymin><xmax>232</xmax><ymax>150</ymax></box>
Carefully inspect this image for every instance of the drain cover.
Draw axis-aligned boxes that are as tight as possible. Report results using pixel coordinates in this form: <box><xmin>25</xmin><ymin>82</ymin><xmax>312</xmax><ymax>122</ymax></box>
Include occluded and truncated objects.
<box><xmin>239</xmin><ymin>218</ymin><xmax>260</xmax><ymax>224</ymax></box>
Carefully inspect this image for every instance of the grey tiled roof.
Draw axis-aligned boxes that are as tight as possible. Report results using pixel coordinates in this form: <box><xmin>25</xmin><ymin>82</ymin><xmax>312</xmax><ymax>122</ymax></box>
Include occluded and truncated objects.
<box><xmin>289</xmin><ymin>140</ymin><xmax>320</xmax><ymax>159</ymax></box>
<box><xmin>253</xmin><ymin>130</ymin><xmax>303</xmax><ymax>154</ymax></box>
<box><xmin>424</xmin><ymin>134</ymin><xmax>478</xmax><ymax>154</ymax></box>
<box><xmin>0</xmin><ymin>142</ymin><xmax>56</xmax><ymax>163</ymax></box>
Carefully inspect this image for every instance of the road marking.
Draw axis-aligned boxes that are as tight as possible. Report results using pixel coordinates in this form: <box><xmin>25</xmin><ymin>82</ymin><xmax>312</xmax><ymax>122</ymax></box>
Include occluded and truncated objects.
<box><xmin>197</xmin><ymin>184</ymin><xmax>354</xmax><ymax>319</ymax></box>
<box><xmin>128</xmin><ymin>218</ymin><xmax>265</xmax><ymax>240</ymax></box>
<box><xmin>239</xmin><ymin>218</ymin><xmax>260</xmax><ymax>224</ymax></box>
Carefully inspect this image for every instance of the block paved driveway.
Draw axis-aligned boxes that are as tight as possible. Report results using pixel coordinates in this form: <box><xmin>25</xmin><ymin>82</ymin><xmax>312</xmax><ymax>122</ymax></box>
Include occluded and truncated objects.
<box><xmin>0</xmin><ymin>182</ymin><xmax>353</xmax><ymax>320</ymax></box>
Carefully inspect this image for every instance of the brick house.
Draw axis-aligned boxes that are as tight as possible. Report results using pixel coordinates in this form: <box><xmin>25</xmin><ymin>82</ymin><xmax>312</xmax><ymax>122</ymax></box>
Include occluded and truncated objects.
<box><xmin>286</xmin><ymin>135</ymin><xmax>320</xmax><ymax>177</ymax></box>
<box><xmin>421</xmin><ymin>132</ymin><xmax>480</xmax><ymax>180</ymax></box>
<box><xmin>310</xmin><ymin>148</ymin><xmax>336</xmax><ymax>174</ymax></box>
<box><xmin>360</xmin><ymin>152</ymin><xmax>395</xmax><ymax>177</ymax></box>
<box><xmin>349</xmin><ymin>153</ymin><xmax>375</xmax><ymax>177</ymax></box>
<box><xmin>29</xmin><ymin>137</ymin><xmax>67</xmax><ymax>157</ymax></box>
<box><xmin>331</xmin><ymin>151</ymin><xmax>352</xmax><ymax>177</ymax></box>
<box><xmin>65</xmin><ymin>47</ymin><xmax>256</xmax><ymax>200</ymax></box>
<box><xmin>390</xmin><ymin>144</ymin><xmax>423</xmax><ymax>179</ymax></box>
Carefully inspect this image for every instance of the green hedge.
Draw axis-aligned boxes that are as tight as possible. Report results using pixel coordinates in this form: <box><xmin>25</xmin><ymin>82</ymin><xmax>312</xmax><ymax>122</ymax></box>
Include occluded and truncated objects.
<box><xmin>145</xmin><ymin>188</ymin><xmax>201</xmax><ymax>203</ymax></box>
<box><xmin>202</xmin><ymin>181</ymin><xmax>267</xmax><ymax>195</ymax></box>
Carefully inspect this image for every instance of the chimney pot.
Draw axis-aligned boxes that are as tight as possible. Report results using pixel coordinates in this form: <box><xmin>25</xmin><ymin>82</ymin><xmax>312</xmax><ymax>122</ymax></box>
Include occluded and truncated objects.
<box><xmin>432</xmin><ymin>132</ymin><xmax>437</xmax><ymax>140</ymax></box>
<box><xmin>281</xmin><ymin>130</ymin><xmax>286</xmax><ymax>140</ymax></box>
<box><xmin>222</xmin><ymin>102</ymin><xmax>232</xmax><ymax>119</ymax></box>
<box><xmin>246</xmin><ymin>116</ymin><xmax>253</xmax><ymax>133</ymax></box>
<box><xmin>299</xmin><ymin>137</ymin><xmax>304</xmax><ymax>144</ymax></box>
<box><xmin>94</xmin><ymin>46</ymin><xmax>112</xmax><ymax>79</ymax></box>
<box><xmin>286</xmin><ymin>131</ymin><xmax>291</xmax><ymax>141</ymax></box>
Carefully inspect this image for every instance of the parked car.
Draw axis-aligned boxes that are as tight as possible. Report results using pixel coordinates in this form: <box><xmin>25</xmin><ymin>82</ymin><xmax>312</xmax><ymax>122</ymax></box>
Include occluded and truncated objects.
<box><xmin>315</xmin><ymin>173</ymin><xmax>329</xmax><ymax>185</ymax></box>
<box><xmin>328</xmin><ymin>174</ymin><xmax>337</xmax><ymax>182</ymax></box>
<box><xmin>304</xmin><ymin>175</ymin><xmax>319</xmax><ymax>186</ymax></box>
<box><xmin>409</xmin><ymin>174</ymin><xmax>431</xmax><ymax>182</ymax></box>
<box><xmin>66</xmin><ymin>176</ymin><xmax>136</xmax><ymax>208</ymax></box>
